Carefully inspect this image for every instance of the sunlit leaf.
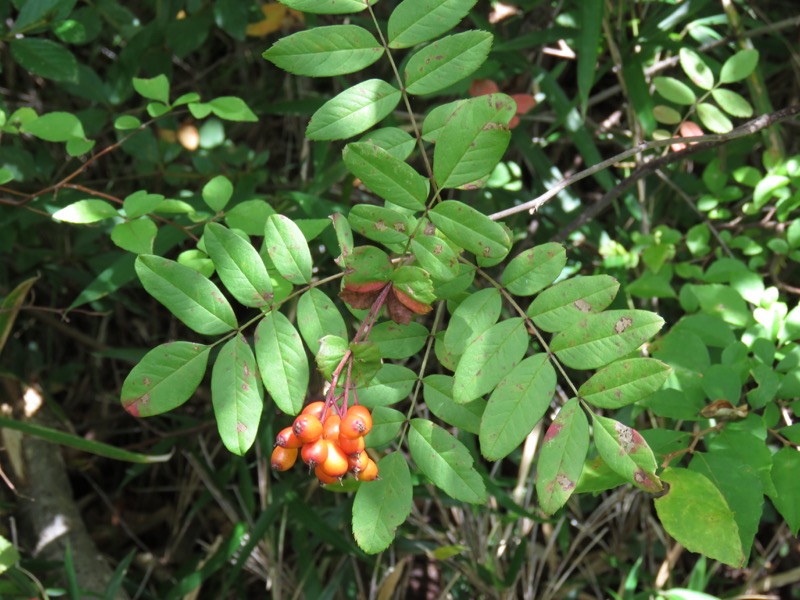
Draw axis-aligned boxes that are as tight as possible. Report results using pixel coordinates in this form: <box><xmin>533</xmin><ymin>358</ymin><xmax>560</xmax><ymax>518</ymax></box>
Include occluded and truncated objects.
<box><xmin>405</xmin><ymin>31</ymin><xmax>492</xmax><ymax>95</ymax></box>
<box><xmin>255</xmin><ymin>311</ymin><xmax>309</xmax><ymax>415</ymax></box>
<box><xmin>388</xmin><ymin>0</ymin><xmax>477</xmax><ymax>48</ymax></box>
<box><xmin>501</xmin><ymin>242</ymin><xmax>566</xmax><ymax>296</ymax></box>
<box><xmin>592</xmin><ymin>414</ymin><xmax>662</xmax><ymax>492</ymax></box>
<box><xmin>527</xmin><ymin>275</ymin><xmax>619</xmax><ymax>332</ymax></box>
<box><xmin>264</xmin><ymin>214</ymin><xmax>312</xmax><ymax>284</ymax></box>
<box><xmin>307</xmin><ymin>79</ymin><xmax>401</xmax><ymax>141</ymax></box>
<box><xmin>579</xmin><ymin>358</ymin><xmax>670</xmax><ymax>408</ymax></box>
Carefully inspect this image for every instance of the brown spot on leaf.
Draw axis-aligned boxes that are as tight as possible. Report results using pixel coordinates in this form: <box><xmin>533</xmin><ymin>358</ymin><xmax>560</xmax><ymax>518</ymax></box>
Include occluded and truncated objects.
<box><xmin>393</xmin><ymin>222</ymin><xmax>406</xmax><ymax>233</ymax></box>
<box><xmin>614</xmin><ymin>316</ymin><xmax>633</xmax><ymax>334</ymax></box>
<box><xmin>374</xmin><ymin>220</ymin><xmax>387</xmax><ymax>231</ymax></box>
<box><xmin>573</xmin><ymin>299</ymin><xmax>591</xmax><ymax>313</ymax></box>
<box><xmin>615</xmin><ymin>421</ymin><xmax>635</xmax><ymax>454</ymax></box>
<box><xmin>556</xmin><ymin>473</ymin><xmax>575</xmax><ymax>491</ymax></box>
<box><xmin>236</xmin><ymin>422</ymin><xmax>248</xmax><ymax>433</ymax></box>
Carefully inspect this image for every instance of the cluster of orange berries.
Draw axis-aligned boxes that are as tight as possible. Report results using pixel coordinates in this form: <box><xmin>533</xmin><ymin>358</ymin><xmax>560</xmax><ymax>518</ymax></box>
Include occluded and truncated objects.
<box><xmin>270</xmin><ymin>401</ymin><xmax>378</xmax><ymax>484</ymax></box>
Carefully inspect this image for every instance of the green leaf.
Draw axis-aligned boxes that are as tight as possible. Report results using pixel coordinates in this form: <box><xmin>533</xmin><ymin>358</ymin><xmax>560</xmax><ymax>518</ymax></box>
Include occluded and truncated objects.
<box><xmin>53</xmin><ymin>199</ymin><xmax>118</xmax><ymax>223</ymax></box>
<box><xmin>121</xmin><ymin>341</ymin><xmax>211</xmax><ymax>417</ymax></box>
<box><xmin>442</xmin><ymin>288</ymin><xmax>502</xmax><ymax>365</ymax></box>
<box><xmin>655</xmin><ymin>468</ymin><xmax>746</xmax><ymax>567</ymax></box>
<box><xmin>132</xmin><ymin>74</ymin><xmax>170</xmax><ymax>104</ymax></box>
<box><xmin>768</xmin><ymin>447</ymin><xmax>800</xmax><ymax>535</ymax></box>
<box><xmin>551</xmin><ymin>310</ymin><xmax>665</xmax><ymax>370</ymax></box>
<box><xmin>453</xmin><ymin>317</ymin><xmax>529</xmax><ymax>403</ymax></box>
<box><xmin>535</xmin><ymin>398</ymin><xmax>589</xmax><ymax>514</ymax></box>
<box><xmin>263</xmin><ymin>25</ymin><xmax>382</xmax><ymax>76</ymax></box>
<box><xmin>224</xmin><ymin>200</ymin><xmax>276</xmax><ymax>236</ymax></box>
<box><xmin>405</xmin><ymin>31</ymin><xmax>492</xmax><ymax>96</ymax></box>
<box><xmin>679</xmin><ymin>48</ymin><xmax>714</xmax><ymax>90</ymax></box>
<box><xmin>592</xmin><ymin>414</ymin><xmax>662</xmax><ymax>492</ymax></box>
<box><xmin>410</xmin><ymin>233</ymin><xmax>460</xmax><ymax>283</ymax></box>
<box><xmin>296</xmin><ymin>288</ymin><xmax>348</xmax><ymax>355</ymax></box>
<box><xmin>388</xmin><ymin>0</ymin><xmax>477</xmax><ymax>49</ymax></box>
<box><xmin>352</xmin><ymin>453</ymin><xmax>413</xmax><ymax>554</ymax></box>
<box><xmin>332</xmin><ymin>212</ymin><xmax>355</xmax><ymax>263</ymax></box>
<box><xmin>409</xmin><ymin>418</ymin><xmax>487</xmax><ymax>503</ymax></box>
<box><xmin>390</xmin><ymin>265</ymin><xmax>436</xmax><ymax>305</ymax></box>
<box><xmin>711</xmin><ymin>88</ymin><xmax>753</xmax><ymax>118</ymax></box>
<box><xmin>211</xmin><ymin>335</ymin><xmax>263</xmax><ymax>455</ymax></box>
<box><xmin>204</xmin><ymin>223</ymin><xmax>273</xmax><ymax>308</ymax></box>
<box><xmin>421</xmin><ymin>99</ymin><xmax>465</xmax><ymax>142</ymax></box>
<box><xmin>364</xmin><ymin>406</ymin><xmax>406</xmax><ymax>447</ymax></box>
<box><xmin>429</xmin><ymin>200</ymin><xmax>511</xmax><ymax>260</ymax></box>
<box><xmin>579</xmin><ymin>358</ymin><xmax>670</xmax><ymax>409</ymax></box>
<box><xmin>423</xmin><ymin>374</ymin><xmax>484</xmax><ymax>434</ymax></box>
<box><xmin>342</xmin><ymin>245</ymin><xmax>393</xmax><ymax>288</ymax></box>
<box><xmin>358</xmin><ymin>364</ymin><xmax>416</xmax><ymax>408</ymax></box>
<box><xmin>0</xmin><ymin>168</ymin><xmax>13</xmax><ymax>185</ymax></box>
<box><xmin>135</xmin><ymin>255</ymin><xmax>238</xmax><ymax>335</ymax></box>
<box><xmin>111</xmin><ymin>218</ymin><xmax>157</xmax><ymax>254</ymax></box>
<box><xmin>653</xmin><ymin>105</ymin><xmax>683</xmax><ymax>125</ymax></box>
<box><xmin>202</xmin><ymin>175</ymin><xmax>234</xmax><ymax>212</ymax></box>
<box><xmin>502</xmin><ymin>242</ymin><xmax>566</xmax><ymax>296</ymax></box>
<box><xmin>653</xmin><ymin>76</ymin><xmax>696</xmax><ymax>105</ymax></box>
<box><xmin>279</xmin><ymin>0</ymin><xmax>373</xmax><ymax>14</ymax></box>
<box><xmin>369</xmin><ymin>321</ymin><xmax>428</xmax><ymax>359</ymax></box>
<box><xmin>264</xmin><ymin>214</ymin><xmax>312</xmax><ymax>284</ymax></box>
<box><xmin>433</xmin><ymin>94</ymin><xmax>515</xmax><ymax>189</ymax></box>
<box><xmin>343</xmin><ymin>142</ymin><xmax>428</xmax><ymax>211</ymax></box>
<box><xmin>0</xmin><ymin>534</ymin><xmax>20</xmax><ymax>575</ymax></box>
<box><xmin>359</xmin><ymin>127</ymin><xmax>416</xmax><ymax>161</ymax></box>
<box><xmin>347</xmin><ymin>204</ymin><xmax>415</xmax><ymax>246</ymax></box>
<box><xmin>10</xmin><ymin>38</ymin><xmax>78</xmax><ymax>83</ymax></box>
<box><xmin>720</xmin><ymin>49</ymin><xmax>759</xmax><ymax>84</ymax></box>
<box><xmin>480</xmin><ymin>354</ymin><xmax>556</xmax><ymax>461</ymax></box>
<box><xmin>306</xmin><ymin>79</ymin><xmax>401</xmax><ymax>141</ymax></box>
<box><xmin>527</xmin><ymin>274</ymin><xmax>619</xmax><ymax>332</ymax></box>
<box><xmin>697</xmin><ymin>102</ymin><xmax>732</xmax><ymax>134</ymax></box>
<box><xmin>576</xmin><ymin>0</ymin><xmax>603</xmax><ymax>113</ymax></box>
<box><xmin>0</xmin><ymin>276</ymin><xmax>36</xmax><ymax>355</ymax></box>
<box><xmin>123</xmin><ymin>190</ymin><xmax>164</xmax><ymax>218</ymax></box>
<box><xmin>11</xmin><ymin>0</ymin><xmax>64</xmax><ymax>33</ymax></box>
<box><xmin>255</xmin><ymin>311</ymin><xmax>309</xmax><ymax>415</ymax></box>
<box><xmin>316</xmin><ymin>334</ymin><xmax>349</xmax><ymax>382</ymax></box>
<box><xmin>21</xmin><ymin>112</ymin><xmax>87</xmax><ymax>142</ymax></box>
<box><xmin>208</xmin><ymin>96</ymin><xmax>258</xmax><ymax>122</ymax></box>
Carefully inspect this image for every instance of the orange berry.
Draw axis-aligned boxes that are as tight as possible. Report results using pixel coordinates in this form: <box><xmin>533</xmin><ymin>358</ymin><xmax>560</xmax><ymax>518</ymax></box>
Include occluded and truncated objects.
<box><xmin>340</xmin><ymin>405</ymin><xmax>372</xmax><ymax>439</ymax></box>
<box><xmin>357</xmin><ymin>458</ymin><xmax>379</xmax><ymax>481</ymax></box>
<box><xmin>348</xmin><ymin>451</ymin><xmax>369</xmax><ymax>474</ymax></box>
<box><xmin>338</xmin><ymin>434</ymin><xmax>365</xmax><ymax>456</ymax></box>
<box><xmin>293</xmin><ymin>414</ymin><xmax>323</xmax><ymax>443</ymax></box>
<box><xmin>301</xmin><ymin>401</ymin><xmax>325</xmax><ymax>419</ymax></box>
<box><xmin>275</xmin><ymin>426</ymin><xmax>303</xmax><ymax>449</ymax></box>
<box><xmin>319</xmin><ymin>440</ymin><xmax>349</xmax><ymax>478</ymax></box>
<box><xmin>322</xmin><ymin>414</ymin><xmax>341</xmax><ymax>440</ymax></box>
<box><xmin>314</xmin><ymin>465</ymin><xmax>339</xmax><ymax>485</ymax></box>
<box><xmin>301</xmin><ymin>438</ymin><xmax>329</xmax><ymax>468</ymax></box>
<box><xmin>271</xmin><ymin>446</ymin><xmax>298</xmax><ymax>471</ymax></box>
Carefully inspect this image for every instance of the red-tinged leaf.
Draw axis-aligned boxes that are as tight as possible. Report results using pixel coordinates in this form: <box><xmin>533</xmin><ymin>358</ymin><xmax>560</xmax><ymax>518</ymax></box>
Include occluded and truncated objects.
<box><xmin>510</xmin><ymin>93</ymin><xmax>535</xmax><ymax>114</ymax></box>
<box><xmin>469</xmin><ymin>79</ymin><xmax>500</xmax><ymax>96</ymax></box>
<box><xmin>592</xmin><ymin>414</ymin><xmax>662</xmax><ymax>493</ymax></box>
<box><xmin>536</xmin><ymin>398</ymin><xmax>589</xmax><ymax>514</ymax></box>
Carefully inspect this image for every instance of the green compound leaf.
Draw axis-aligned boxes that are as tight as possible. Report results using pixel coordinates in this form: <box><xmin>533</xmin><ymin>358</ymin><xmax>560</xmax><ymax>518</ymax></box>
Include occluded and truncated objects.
<box><xmin>551</xmin><ymin>310</ymin><xmax>664</xmax><ymax>370</ymax></box>
<box><xmin>10</xmin><ymin>38</ymin><xmax>78</xmax><ymax>83</ymax></box>
<box><xmin>423</xmin><ymin>374</ymin><xmax>484</xmax><ymax>434</ymax></box>
<box><xmin>655</xmin><ymin>468</ymin><xmax>746</xmax><ymax>567</ymax></box>
<box><xmin>296</xmin><ymin>288</ymin><xmax>348</xmax><ymax>355</ymax></box>
<box><xmin>121</xmin><ymin>341</ymin><xmax>210</xmax><ymax>417</ymax></box>
<box><xmin>579</xmin><ymin>358</ymin><xmax>671</xmax><ymax>409</ymax></box>
<box><xmin>528</xmin><ymin>275</ymin><xmax>619</xmax><ymax>333</ymax></box>
<box><xmin>202</xmin><ymin>175</ymin><xmax>234</xmax><ymax>212</ymax></box>
<box><xmin>453</xmin><ymin>317</ymin><xmax>529</xmax><ymax>403</ymax></box>
<box><xmin>536</xmin><ymin>398</ymin><xmax>589</xmax><ymax>515</ymax></box>
<box><xmin>429</xmin><ymin>200</ymin><xmax>511</xmax><ymax>260</ymax></box>
<box><xmin>132</xmin><ymin>74</ymin><xmax>170</xmax><ymax>104</ymax></box>
<box><xmin>135</xmin><ymin>255</ymin><xmax>238</xmax><ymax>335</ymax></box>
<box><xmin>347</xmin><ymin>204</ymin><xmax>415</xmax><ymax>247</ymax></box>
<box><xmin>409</xmin><ymin>418</ymin><xmax>487</xmax><ymax>504</ymax></box>
<box><xmin>442</xmin><ymin>288</ymin><xmax>502</xmax><ymax>366</ymax></box>
<box><xmin>697</xmin><ymin>102</ymin><xmax>733</xmax><ymax>134</ymax></box>
<box><xmin>711</xmin><ymin>88</ymin><xmax>753</xmax><ymax>118</ymax></box>
<box><xmin>352</xmin><ymin>453</ymin><xmax>412</xmax><ymax>554</ymax></box>
<box><xmin>410</xmin><ymin>233</ymin><xmax>460</xmax><ymax>283</ymax></box>
<box><xmin>306</xmin><ymin>79</ymin><xmax>401</xmax><ymax>141</ymax></box>
<box><xmin>501</xmin><ymin>242</ymin><xmax>566</xmax><ymax>296</ymax></box>
<box><xmin>53</xmin><ymin>199</ymin><xmax>118</xmax><ymax>224</ymax></box>
<box><xmin>211</xmin><ymin>335</ymin><xmax>263</xmax><ymax>455</ymax></box>
<box><xmin>280</xmin><ymin>0</ymin><xmax>374</xmax><ymax>14</ymax></box>
<box><xmin>720</xmin><ymin>49</ymin><xmax>759</xmax><ymax>84</ymax></box>
<box><xmin>255</xmin><ymin>311</ymin><xmax>309</xmax><ymax>415</ymax></box>
<box><xmin>679</xmin><ymin>48</ymin><xmax>714</xmax><ymax>90</ymax></box>
<box><xmin>111</xmin><ymin>218</ymin><xmax>157</xmax><ymax>254</ymax></box>
<box><xmin>592</xmin><ymin>414</ymin><xmax>662</xmax><ymax>492</ymax></box>
<box><xmin>388</xmin><ymin>0</ymin><xmax>477</xmax><ymax>49</ymax></box>
<box><xmin>653</xmin><ymin>76</ymin><xmax>696</xmax><ymax>106</ymax></box>
<box><xmin>433</xmin><ymin>94</ymin><xmax>515</xmax><ymax>189</ymax></box>
<box><xmin>369</xmin><ymin>321</ymin><xmax>429</xmax><ymax>359</ymax></box>
<box><xmin>263</xmin><ymin>25</ymin><xmax>382</xmax><ymax>77</ymax></box>
<box><xmin>480</xmin><ymin>354</ymin><xmax>556</xmax><ymax>461</ymax></box>
<box><xmin>343</xmin><ymin>142</ymin><xmax>428</xmax><ymax>211</ymax></box>
<box><xmin>264</xmin><ymin>214</ymin><xmax>312</xmax><ymax>284</ymax></box>
<box><xmin>405</xmin><ymin>31</ymin><xmax>492</xmax><ymax>96</ymax></box>
<box><xmin>204</xmin><ymin>223</ymin><xmax>273</xmax><ymax>308</ymax></box>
